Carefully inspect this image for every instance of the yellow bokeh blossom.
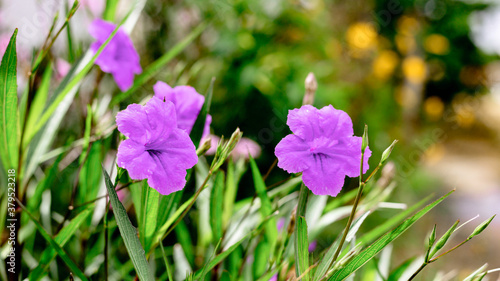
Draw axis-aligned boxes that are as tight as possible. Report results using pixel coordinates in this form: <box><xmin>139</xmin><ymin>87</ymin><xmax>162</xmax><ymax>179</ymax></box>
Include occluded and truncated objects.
<box><xmin>424</xmin><ymin>34</ymin><xmax>450</xmax><ymax>55</ymax></box>
<box><xmin>372</xmin><ymin>50</ymin><xmax>399</xmax><ymax>80</ymax></box>
<box><xmin>346</xmin><ymin>22</ymin><xmax>378</xmax><ymax>51</ymax></box>
<box><xmin>424</xmin><ymin>96</ymin><xmax>444</xmax><ymax>120</ymax></box>
<box><xmin>402</xmin><ymin>56</ymin><xmax>427</xmax><ymax>83</ymax></box>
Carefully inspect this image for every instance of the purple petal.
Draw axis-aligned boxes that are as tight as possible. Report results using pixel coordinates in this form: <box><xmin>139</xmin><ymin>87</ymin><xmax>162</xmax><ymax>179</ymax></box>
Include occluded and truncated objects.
<box><xmin>116</xmin><ymin>103</ymin><xmax>150</xmax><ymax>145</ymax></box>
<box><xmin>88</xmin><ymin>19</ymin><xmax>142</xmax><ymax>91</ymax></box>
<box><xmin>153</xmin><ymin>81</ymin><xmax>205</xmax><ymax>133</ymax></box>
<box><xmin>112</xmin><ymin>68</ymin><xmax>135</xmax><ymax>92</ymax></box>
<box><xmin>116</xmin><ymin>139</ymin><xmax>156</xmax><ymax>180</ymax></box>
<box><xmin>275</xmin><ymin>134</ymin><xmax>311</xmax><ymax>173</ymax></box>
<box><xmin>302</xmin><ymin>156</ymin><xmax>346</xmax><ymax>196</ymax></box>
<box><xmin>287</xmin><ymin>105</ymin><xmax>354</xmax><ymax>141</ymax></box>
<box><xmin>231</xmin><ymin>137</ymin><xmax>261</xmax><ymax>160</ymax></box>
<box><xmin>146</xmin><ymin>129</ymin><xmax>198</xmax><ymax>195</ymax></box>
<box><xmin>89</xmin><ymin>19</ymin><xmax>115</xmax><ymax>42</ymax></box>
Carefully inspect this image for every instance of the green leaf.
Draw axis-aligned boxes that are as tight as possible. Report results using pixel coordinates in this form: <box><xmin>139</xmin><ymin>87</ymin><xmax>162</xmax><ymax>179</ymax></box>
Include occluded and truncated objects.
<box><xmin>111</xmin><ymin>22</ymin><xmax>208</xmax><ymax>106</ymax></box>
<box><xmin>29</xmin><ymin>205</ymin><xmax>93</xmax><ymax>281</ymax></box>
<box><xmin>328</xmin><ymin>190</ymin><xmax>454</xmax><ymax>281</ymax></box>
<box><xmin>0</xmin><ymin>29</ymin><xmax>18</xmax><ymax>170</ymax></box>
<box><xmin>211</xmin><ymin>171</ymin><xmax>224</xmax><ymax>242</ymax></box>
<box><xmin>24</xmin><ymin>63</ymin><xmax>52</xmax><ymax>142</ymax></box>
<box><xmin>249</xmin><ymin>155</ymin><xmax>277</xmax><ymax>266</ymax></box>
<box><xmin>463</xmin><ymin>264</ymin><xmax>488</xmax><ymax>281</ymax></box>
<box><xmin>357</xmin><ymin>194</ymin><xmax>433</xmax><ymax>246</ymax></box>
<box><xmin>429</xmin><ymin>219</ymin><xmax>459</xmax><ymax>258</ymax></box>
<box><xmin>192</xmin><ymin>231</ymin><xmax>253</xmax><ymax>280</ymax></box>
<box><xmin>102</xmin><ymin>167</ymin><xmax>155</xmax><ymax>281</ymax></box>
<box><xmin>142</xmin><ymin>185</ymin><xmax>159</xmax><ymax>253</ymax></box>
<box><xmin>190</xmin><ymin>77</ymin><xmax>214</xmax><ymax>147</ymax></box>
<box><xmin>19</xmin><ymin>200</ymin><xmax>88</xmax><ymax>281</ymax></box>
<box><xmin>313</xmin><ymin>211</ymin><xmax>372</xmax><ymax>281</ymax></box>
<box><xmin>386</xmin><ymin>257</ymin><xmax>416</xmax><ymax>281</ymax></box>
<box><xmin>159</xmin><ymin>240</ymin><xmax>174</xmax><ymax>281</ymax></box>
<box><xmin>296</xmin><ymin>216</ymin><xmax>310</xmax><ymax>281</ymax></box>
<box><xmin>174</xmin><ymin>219</ymin><xmax>195</xmax><ymax>266</ymax></box>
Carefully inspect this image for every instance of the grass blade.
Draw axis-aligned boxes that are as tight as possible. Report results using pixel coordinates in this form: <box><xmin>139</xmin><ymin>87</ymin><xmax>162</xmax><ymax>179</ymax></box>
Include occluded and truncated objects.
<box><xmin>18</xmin><ymin>200</ymin><xmax>88</xmax><ymax>281</ymax></box>
<box><xmin>0</xmin><ymin>29</ymin><xmax>18</xmax><ymax>170</ymax></box>
<box><xmin>211</xmin><ymin>171</ymin><xmax>224</xmax><ymax>242</ymax></box>
<box><xmin>29</xmin><ymin>205</ymin><xmax>93</xmax><ymax>281</ymax></box>
<box><xmin>327</xmin><ymin>190</ymin><xmax>454</xmax><ymax>281</ymax></box>
<box><xmin>297</xmin><ymin>216</ymin><xmax>311</xmax><ymax>281</ymax></box>
<box><xmin>102</xmin><ymin>167</ymin><xmax>154</xmax><ymax>281</ymax></box>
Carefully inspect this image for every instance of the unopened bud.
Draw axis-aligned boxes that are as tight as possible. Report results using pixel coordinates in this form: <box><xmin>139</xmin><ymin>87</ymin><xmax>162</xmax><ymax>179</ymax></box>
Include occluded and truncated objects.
<box><xmin>380</xmin><ymin>140</ymin><xmax>398</xmax><ymax>165</ymax></box>
<box><xmin>361</xmin><ymin>125</ymin><xmax>369</xmax><ymax>153</ymax></box>
<box><xmin>303</xmin><ymin>72</ymin><xmax>317</xmax><ymax>105</ymax></box>
<box><xmin>196</xmin><ymin>137</ymin><xmax>212</xmax><ymax>156</ymax></box>
<box><xmin>468</xmin><ymin>215</ymin><xmax>495</xmax><ymax>240</ymax></box>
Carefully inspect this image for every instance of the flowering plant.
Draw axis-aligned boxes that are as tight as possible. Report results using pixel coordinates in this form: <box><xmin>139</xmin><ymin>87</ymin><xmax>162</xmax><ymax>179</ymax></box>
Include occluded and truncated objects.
<box><xmin>0</xmin><ymin>1</ymin><xmax>497</xmax><ymax>281</ymax></box>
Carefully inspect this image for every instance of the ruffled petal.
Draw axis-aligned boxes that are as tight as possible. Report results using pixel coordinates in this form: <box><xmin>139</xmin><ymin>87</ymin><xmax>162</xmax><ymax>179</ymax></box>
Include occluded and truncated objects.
<box><xmin>153</xmin><ymin>82</ymin><xmax>205</xmax><ymax>133</ymax></box>
<box><xmin>89</xmin><ymin>19</ymin><xmax>115</xmax><ymax>41</ymax></box>
<box><xmin>116</xmin><ymin>139</ymin><xmax>155</xmax><ymax>180</ymax></box>
<box><xmin>116</xmin><ymin>103</ymin><xmax>150</xmax><ymax>144</ymax></box>
<box><xmin>144</xmin><ymin>98</ymin><xmax>178</xmax><ymax>145</ymax></box>
<box><xmin>323</xmin><ymin>136</ymin><xmax>370</xmax><ymax>178</ymax></box>
<box><xmin>275</xmin><ymin>134</ymin><xmax>312</xmax><ymax>173</ymax></box>
<box><xmin>302</xmin><ymin>156</ymin><xmax>346</xmax><ymax>196</ymax></box>
<box><xmin>318</xmin><ymin>105</ymin><xmax>354</xmax><ymax>139</ymax></box>
<box><xmin>287</xmin><ymin>105</ymin><xmax>355</xmax><ymax>141</ymax></box>
<box><xmin>146</xmin><ymin>129</ymin><xmax>198</xmax><ymax>195</ymax></box>
<box><xmin>112</xmin><ymin>68</ymin><xmax>135</xmax><ymax>91</ymax></box>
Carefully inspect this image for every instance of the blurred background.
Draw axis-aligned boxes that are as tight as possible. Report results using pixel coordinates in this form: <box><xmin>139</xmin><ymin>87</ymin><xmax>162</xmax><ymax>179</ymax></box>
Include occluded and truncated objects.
<box><xmin>1</xmin><ymin>0</ymin><xmax>499</xmax><ymax>279</ymax></box>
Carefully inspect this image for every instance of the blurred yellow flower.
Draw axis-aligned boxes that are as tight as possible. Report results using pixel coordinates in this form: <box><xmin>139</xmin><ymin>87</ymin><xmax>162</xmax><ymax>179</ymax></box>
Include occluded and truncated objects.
<box><xmin>395</xmin><ymin>34</ymin><xmax>416</xmax><ymax>54</ymax></box>
<box><xmin>372</xmin><ymin>50</ymin><xmax>399</xmax><ymax>80</ymax></box>
<box><xmin>403</xmin><ymin>56</ymin><xmax>427</xmax><ymax>83</ymax></box>
<box><xmin>424</xmin><ymin>96</ymin><xmax>444</xmax><ymax>120</ymax></box>
<box><xmin>424</xmin><ymin>34</ymin><xmax>450</xmax><ymax>55</ymax></box>
<box><xmin>346</xmin><ymin>22</ymin><xmax>377</xmax><ymax>51</ymax></box>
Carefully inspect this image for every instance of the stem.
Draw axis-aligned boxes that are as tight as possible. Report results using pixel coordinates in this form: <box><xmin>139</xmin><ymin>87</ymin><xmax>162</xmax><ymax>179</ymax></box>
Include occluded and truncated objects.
<box><xmin>429</xmin><ymin>239</ymin><xmax>469</xmax><ymax>262</ymax></box>
<box><xmin>329</xmin><ymin>147</ymin><xmax>367</xmax><ymax>269</ymax></box>
<box><xmin>408</xmin><ymin>262</ymin><xmax>427</xmax><ymax>281</ymax></box>
<box><xmin>104</xmin><ymin>197</ymin><xmax>109</xmax><ymax>280</ymax></box>
<box><xmin>294</xmin><ymin>183</ymin><xmax>310</xmax><ymax>277</ymax></box>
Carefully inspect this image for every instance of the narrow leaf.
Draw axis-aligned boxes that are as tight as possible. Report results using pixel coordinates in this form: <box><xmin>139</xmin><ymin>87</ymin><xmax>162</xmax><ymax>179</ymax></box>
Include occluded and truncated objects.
<box><xmin>0</xmin><ymin>29</ymin><xmax>18</xmax><ymax>170</ymax></box>
<box><xmin>18</xmin><ymin>200</ymin><xmax>88</xmax><ymax>281</ymax></box>
<box><xmin>102</xmin><ymin>167</ymin><xmax>154</xmax><ymax>281</ymax></box>
<box><xmin>328</xmin><ymin>190</ymin><xmax>454</xmax><ymax>281</ymax></box>
<box><xmin>297</xmin><ymin>216</ymin><xmax>310</xmax><ymax>281</ymax></box>
<box><xmin>29</xmin><ymin>205</ymin><xmax>93</xmax><ymax>281</ymax></box>
<box><xmin>211</xmin><ymin>171</ymin><xmax>224</xmax><ymax>242</ymax></box>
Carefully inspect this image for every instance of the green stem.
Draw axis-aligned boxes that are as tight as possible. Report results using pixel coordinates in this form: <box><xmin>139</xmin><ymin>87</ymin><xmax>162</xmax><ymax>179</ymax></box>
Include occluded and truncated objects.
<box><xmin>329</xmin><ymin>147</ymin><xmax>366</xmax><ymax>270</ymax></box>
<box><xmin>295</xmin><ymin>183</ymin><xmax>310</xmax><ymax>277</ymax></box>
<box><xmin>408</xmin><ymin>262</ymin><xmax>427</xmax><ymax>281</ymax></box>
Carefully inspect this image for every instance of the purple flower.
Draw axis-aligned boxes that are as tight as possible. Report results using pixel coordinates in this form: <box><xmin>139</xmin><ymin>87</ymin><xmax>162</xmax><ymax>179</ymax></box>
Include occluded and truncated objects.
<box><xmin>308</xmin><ymin>240</ymin><xmax>317</xmax><ymax>252</ymax></box>
<box><xmin>153</xmin><ymin>81</ymin><xmax>211</xmax><ymax>137</ymax></box>
<box><xmin>275</xmin><ymin>105</ymin><xmax>371</xmax><ymax>197</ymax></box>
<box><xmin>89</xmin><ymin>19</ymin><xmax>142</xmax><ymax>91</ymax></box>
<box><xmin>116</xmin><ymin>98</ymin><xmax>198</xmax><ymax>195</ymax></box>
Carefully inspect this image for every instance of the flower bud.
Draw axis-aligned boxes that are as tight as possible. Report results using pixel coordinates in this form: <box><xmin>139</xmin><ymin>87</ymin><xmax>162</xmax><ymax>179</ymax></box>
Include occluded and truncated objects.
<box><xmin>380</xmin><ymin>140</ymin><xmax>398</xmax><ymax>165</ymax></box>
<box><xmin>302</xmin><ymin>72</ymin><xmax>317</xmax><ymax>105</ymax></box>
<box><xmin>468</xmin><ymin>215</ymin><xmax>495</xmax><ymax>240</ymax></box>
<box><xmin>361</xmin><ymin>124</ymin><xmax>369</xmax><ymax>153</ymax></box>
